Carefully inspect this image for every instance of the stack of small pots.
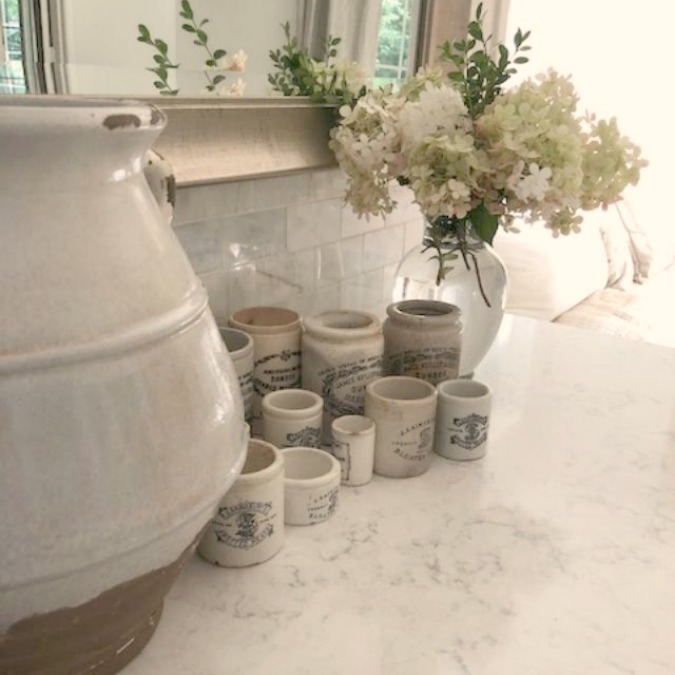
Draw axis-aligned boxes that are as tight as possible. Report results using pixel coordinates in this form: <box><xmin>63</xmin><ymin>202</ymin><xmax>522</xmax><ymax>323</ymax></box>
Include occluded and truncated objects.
<box><xmin>199</xmin><ymin>300</ymin><xmax>492</xmax><ymax>568</ymax></box>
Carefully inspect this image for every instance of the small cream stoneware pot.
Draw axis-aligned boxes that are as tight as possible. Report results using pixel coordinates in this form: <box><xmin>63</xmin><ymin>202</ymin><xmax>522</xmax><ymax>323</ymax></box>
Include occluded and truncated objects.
<box><xmin>262</xmin><ymin>388</ymin><xmax>323</xmax><ymax>449</ymax></box>
<box><xmin>281</xmin><ymin>447</ymin><xmax>341</xmax><ymax>525</ymax></box>
<box><xmin>383</xmin><ymin>300</ymin><xmax>463</xmax><ymax>385</ymax></box>
<box><xmin>331</xmin><ymin>415</ymin><xmax>376</xmax><ymax>487</ymax></box>
<box><xmin>198</xmin><ymin>438</ymin><xmax>284</xmax><ymax>567</ymax></box>
<box><xmin>302</xmin><ymin>310</ymin><xmax>384</xmax><ymax>439</ymax></box>
<box><xmin>219</xmin><ymin>327</ymin><xmax>254</xmax><ymax>423</ymax></box>
<box><xmin>365</xmin><ymin>376</ymin><xmax>438</xmax><ymax>478</ymax></box>
<box><xmin>434</xmin><ymin>379</ymin><xmax>492</xmax><ymax>461</ymax></box>
<box><xmin>229</xmin><ymin>306</ymin><xmax>302</xmax><ymax>434</ymax></box>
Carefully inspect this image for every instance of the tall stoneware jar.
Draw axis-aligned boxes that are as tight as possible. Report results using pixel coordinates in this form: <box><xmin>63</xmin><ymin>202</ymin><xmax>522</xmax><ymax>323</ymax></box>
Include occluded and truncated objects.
<box><xmin>383</xmin><ymin>300</ymin><xmax>463</xmax><ymax>385</ymax></box>
<box><xmin>229</xmin><ymin>306</ymin><xmax>302</xmax><ymax>435</ymax></box>
<box><xmin>302</xmin><ymin>310</ymin><xmax>384</xmax><ymax>437</ymax></box>
<box><xmin>0</xmin><ymin>97</ymin><xmax>247</xmax><ymax>675</ymax></box>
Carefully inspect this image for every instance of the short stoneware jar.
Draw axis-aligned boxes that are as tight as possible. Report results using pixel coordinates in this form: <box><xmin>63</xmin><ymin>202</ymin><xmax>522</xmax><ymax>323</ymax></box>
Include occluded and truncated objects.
<box><xmin>302</xmin><ymin>310</ymin><xmax>384</xmax><ymax>438</ymax></box>
<box><xmin>198</xmin><ymin>438</ymin><xmax>284</xmax><ymax>567</ymax></box>
<box><xmin>281</xmin><ymin>447</ymin><xmax>341</xmax><ymax>525</ymax></box>
<box><xmin>383</xmin><ymin>300</ymin><xmax>462</xmax><ymax>385</ymax></box>
<box><xmin>434</xmin><ymin>379</ymin><xmax>492</xmax><ymax>461</ymax></box>
<box><xmin>219</xmin><ymin>327</ymin><xmax>254</xmax><ymax>423</ymax></box>
<box><xmin>229</xmin><ymin>306</ymin><xmax>302</xmax><ymax>434</ymax></box>
<box><xmin>261</xmin><ymin>388</ymin><xmax>323</xmax><ymax>449</ymax></box>
<box><xmin>365</xmin><ymin>376</ymin><xmax>438</xmax><ymax>478</ymax></box>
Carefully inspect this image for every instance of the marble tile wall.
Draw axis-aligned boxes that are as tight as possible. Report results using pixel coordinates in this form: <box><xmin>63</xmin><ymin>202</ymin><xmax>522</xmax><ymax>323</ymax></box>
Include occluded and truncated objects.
<box><xmin>172</xmin><ymin>168</ymin><xmax>425</xmax><ymax>324</ymax></box>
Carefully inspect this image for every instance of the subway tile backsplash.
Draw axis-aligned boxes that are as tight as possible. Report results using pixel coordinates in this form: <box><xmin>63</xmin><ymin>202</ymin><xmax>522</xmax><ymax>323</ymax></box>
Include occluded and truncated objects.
<box><xmin>173</xmin><ymin>168</ymin><xmax>424</xmax><ymax>323</ymax></box>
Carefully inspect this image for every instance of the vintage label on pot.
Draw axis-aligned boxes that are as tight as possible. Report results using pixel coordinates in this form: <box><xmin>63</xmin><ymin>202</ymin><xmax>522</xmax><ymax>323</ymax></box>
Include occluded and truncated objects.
<box><xmin>254</xmin><ymin>349</ymin><xmax>301</xmax><ymax>396</ymax></box>
<box><xmin>387</xmin><ymin>347</ymin><xmax>460</xmax><ymax>385</ymax></box>
<box><xmin>284</xmin><ymin>425</ymin><xmax>321</xmax><ymax>448</ymax></box>
<box><xmin>332</xmin><ymin>439</ymin><xmax>351</xmax><ymax>482</ymax></box>
<box><xmin>392</xmin><ymin>418</ymin><xmax>435</xmax><ymax>463</ymax></box>
<box><xmin>307</xmin><ymin>486</ymin><xmax>339</xmax><ymax>523</ymax></box>
<box><xmin>449</xmin><ymin>413</ymin><xmax>489</xmax><ymax>450</ymax></box>
<box><xmin>238</xmin><ymin>370</ymin><xmax>254</xmax><ymax>415</ymax></box>
<box><xmin>211</xmin><ymin>500</ymin><xmax>277</xmax><ymax>549</ymax></box>
<box><xmin>319</xmin><ymin>355</ymin><xmax>383</xmax><ymax>417</ymax></box>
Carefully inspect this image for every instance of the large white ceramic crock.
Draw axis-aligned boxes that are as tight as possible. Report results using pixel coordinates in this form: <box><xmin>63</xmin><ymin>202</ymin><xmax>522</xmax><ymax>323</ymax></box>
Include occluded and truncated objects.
<box><xmin>0</xmin><ymin>97</ymin><xmax>247</xmax><ymax>675</ymax></box>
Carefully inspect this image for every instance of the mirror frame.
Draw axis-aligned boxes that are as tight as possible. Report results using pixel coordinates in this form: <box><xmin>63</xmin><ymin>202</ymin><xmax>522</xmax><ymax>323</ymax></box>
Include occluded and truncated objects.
<box><xmin>148</xmin><ymin>0</ymin><xmax>495</xmax><ymax>187</ymax></box>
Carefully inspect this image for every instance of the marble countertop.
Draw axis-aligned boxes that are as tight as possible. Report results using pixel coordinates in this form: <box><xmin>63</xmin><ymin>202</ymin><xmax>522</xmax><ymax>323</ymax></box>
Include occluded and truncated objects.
<box><xmin>123</xmin><ymin>316</ymin><xmax>675</xmax><ymax>675</ymax></box>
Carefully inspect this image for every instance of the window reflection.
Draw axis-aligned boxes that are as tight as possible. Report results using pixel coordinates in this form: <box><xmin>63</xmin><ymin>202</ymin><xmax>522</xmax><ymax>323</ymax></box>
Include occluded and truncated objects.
<box><xmin>0</xmin><ymin>0</ymin><xmax>26</xmax><ymax>93</ymax></box>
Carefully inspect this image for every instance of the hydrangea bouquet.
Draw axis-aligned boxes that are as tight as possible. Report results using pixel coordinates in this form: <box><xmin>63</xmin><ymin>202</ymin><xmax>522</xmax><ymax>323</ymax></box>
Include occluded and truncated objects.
<box><xmin>329</xmin><ymin>4</ymin><xmax>646</xmax><ymax>287</ymax></box>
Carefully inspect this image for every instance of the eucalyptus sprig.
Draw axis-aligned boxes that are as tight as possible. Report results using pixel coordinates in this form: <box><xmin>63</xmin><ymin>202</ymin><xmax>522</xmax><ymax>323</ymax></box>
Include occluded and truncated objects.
<box><xmin>268</xmin><ymin>22</ymin><xmax>316</xmax><ymax>97</ymax></box>
<box><xmin>439</xmin><ymin>2</ymin><xmax>531</xmax><ymax>119</ymax></box>
<box><xmin>178</xmin><ymin>0</ymin><xmax>228</xmax><ymax>93</ymax></box>
<box><xmin>137</xmin><ymin>24</ymin><xmax>180</xmax><ymax>96</ymax></box>
<box><xmin>269</xmin><ymin>22</ymin><xmax>366</xmax><ymax>107</ymax></box>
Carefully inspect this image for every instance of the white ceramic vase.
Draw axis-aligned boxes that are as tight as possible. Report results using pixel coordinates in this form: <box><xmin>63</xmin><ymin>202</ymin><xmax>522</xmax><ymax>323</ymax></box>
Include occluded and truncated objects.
<box><xmin>0</xmin><ymin>97</ymin><xmax>247</xmax><ymax>675</ymax></box>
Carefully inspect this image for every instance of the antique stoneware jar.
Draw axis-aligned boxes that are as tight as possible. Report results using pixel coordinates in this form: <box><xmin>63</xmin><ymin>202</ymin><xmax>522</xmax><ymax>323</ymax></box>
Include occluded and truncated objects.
<box><xmin>383</xmin><ymin>300</ymin><xmax>463</xmax><ymax>385</ymax></box>
<box><xmin>0</xmin><ymin>97</ymin><xmax>247</xmax><ymax>675</ymax></box>
<box><xmin>302</xmin><ymin>310</ymin><xmax>384</xmax><ymax>438</ymax></box>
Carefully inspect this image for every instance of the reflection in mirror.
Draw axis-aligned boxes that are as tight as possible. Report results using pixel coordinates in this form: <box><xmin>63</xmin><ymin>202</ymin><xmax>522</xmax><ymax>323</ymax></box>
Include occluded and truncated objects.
<box><xmin>2</xmin><ymin>0</ymin><xmax>427</xmax><ymax>97</ymax></box>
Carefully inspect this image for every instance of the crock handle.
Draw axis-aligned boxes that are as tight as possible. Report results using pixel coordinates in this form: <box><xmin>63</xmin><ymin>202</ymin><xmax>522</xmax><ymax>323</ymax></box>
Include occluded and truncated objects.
<box><xmin>143</xmin><ymin>150</ymin><xmax>176</xmax><ymax>224</ymax></box>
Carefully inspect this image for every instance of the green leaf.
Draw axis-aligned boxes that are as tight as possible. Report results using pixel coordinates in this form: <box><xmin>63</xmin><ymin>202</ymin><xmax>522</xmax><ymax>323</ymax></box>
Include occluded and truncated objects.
<box><xmin>181</xmin><ymin>0</ymin><xmax>193</xmax><ymax>19</ymax></box>
<box><xmin>470</xmin><ymin>204</ymin><xmax>499</xmax><ymax>244</ymax></box>
<box><xmin>213</xmin><ymin>49</ymin><xmax>227</xmax><ymax>60</ymax></box>
<box><xmin>182</xmin><ymin>23</ymin><xmax>195</xmax><ymax>32</ymax></box>
<box><xmin>155</xmin><ymin>39</ymin><xmax>168</xmax><ymax>56</ymax></box>
<box><xmin>514</xmin><ymin>56</ymin><xmax>528</xmax><ymax>64</ymax></box>
<box><xmin>196</xmin><ymin>29</ymin><xmax>208</xmax><ymax>43</ymax></box>
<box><xmin>153</xmin><ymin>54</ymin><xmax>164</xmax><ymax>64</ymax></box>
<box><xmin>467</xmin><ymin>22</ymin><xmax>483</xmax><ymax>40</ymax></box>
<box><xmin>212</xmin><ymin>74</ymin><xmax>226</xmax><ymax>85</ymax></box>
<box><xmin>137</xmin><ymin>24</ymin><xmax>150</xmax><ymax>40</ymax></box>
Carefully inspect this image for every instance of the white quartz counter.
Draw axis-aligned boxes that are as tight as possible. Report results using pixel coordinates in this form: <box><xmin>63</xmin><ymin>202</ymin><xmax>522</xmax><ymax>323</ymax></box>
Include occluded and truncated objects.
<box><xmin>122</xmin><ymin>316</ymin><xmax>675</xmax><ymax>675</ymax></box>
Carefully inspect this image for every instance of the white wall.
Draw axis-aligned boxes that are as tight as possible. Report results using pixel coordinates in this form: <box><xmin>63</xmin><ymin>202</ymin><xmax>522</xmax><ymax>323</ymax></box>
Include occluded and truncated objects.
<box><xmin>57</xmin><ymin>0</ymin><xmax>299</xmax><ymax>97</ymax></box>
<box><xmin>61</xmin><ymin>0</ymin><xmax>176</xmax><ymax>95</ymax></box>
<box><xmin>505</xmin><ymin>0</ymin><xmax>675</xmax><ymax>266</ymax></box>
<box><xmin>176</xmin><ymin>0</ymin><xmax>298</xmax><ymax>97</ymax></box>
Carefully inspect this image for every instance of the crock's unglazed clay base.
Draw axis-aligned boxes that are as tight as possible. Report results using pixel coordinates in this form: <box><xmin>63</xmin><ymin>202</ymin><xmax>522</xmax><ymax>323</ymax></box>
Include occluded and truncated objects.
<box><xmin>0</xmin><ymin>534</ymin><xmax>200</xmax><ymax>675</ymax></box>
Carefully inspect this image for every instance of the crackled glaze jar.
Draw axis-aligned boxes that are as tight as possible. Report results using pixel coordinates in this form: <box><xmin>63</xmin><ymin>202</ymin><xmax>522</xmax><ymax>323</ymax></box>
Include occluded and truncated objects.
<box><xmin>0</xmin><ymin>97</ymin><xmax>247</xmax><ymax>675</ymax></box>
<box><xmin>383</xmin><ymin>299</ymin><xmax>463</xmax><ymax>385</ymax></box>
<box><xmin>302</xmin><ymin>310</ymin><xmax>384</xmax><ymax>438</ymax></box>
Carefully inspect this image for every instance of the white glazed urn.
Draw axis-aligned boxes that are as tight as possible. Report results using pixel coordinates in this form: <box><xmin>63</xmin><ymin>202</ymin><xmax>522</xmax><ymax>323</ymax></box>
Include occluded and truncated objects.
<box><xmin>0</xmin><ymin>97</ymin><xmax>247</xmax><ymax>674</ymax></box>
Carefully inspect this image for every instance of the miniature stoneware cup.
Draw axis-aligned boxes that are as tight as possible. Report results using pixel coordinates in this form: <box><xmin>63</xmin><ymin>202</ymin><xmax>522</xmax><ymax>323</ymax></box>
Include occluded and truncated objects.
<box><xmin>229</xmin><ymin>306</ymin><xmax>302</xmax><ymax>435</ymax></box>
<box><xmin>434</xmin><ymin>379</ymin><xmax>492</xmax><ymax>461</ymax></box>
<box><xmin>219</xmin><ymin>327</ymin><xmax>254</xmax><ymax>423</ymax></box>
<box><xmin>198</xmin><ymin>438</ymin><xmax>284</xmax><ymax>567</ymax></box>
<box><xmin>281</xmin><ymin>447</ymin><xmax>341</xmax><ymax>525</ymax></box>
<box><xmin>262</xmin><ymin>388</ymin><xmax>323</xmax><ymax>449</ymax></box>
<box><xmin>331</xmin><ymin>415</ymin><xmax>376</xmax><ymax>487</ymax></box>
<box><xmin>365</xmin><ymin>376</ymin><xmax>438</xmax><ymax>478</ymax></box>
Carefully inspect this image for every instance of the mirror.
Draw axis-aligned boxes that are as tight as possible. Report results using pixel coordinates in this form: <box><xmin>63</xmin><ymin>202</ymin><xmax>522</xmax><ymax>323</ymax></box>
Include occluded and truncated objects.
<box><xmin>0</xmin><ymin>0</ymin><xmax>441</xmax><ymax>96</ymax></box>
<box><xmin>1</xmin><ymin>0</ymin><xmax>484</xmax><ymax>186</ymax></box>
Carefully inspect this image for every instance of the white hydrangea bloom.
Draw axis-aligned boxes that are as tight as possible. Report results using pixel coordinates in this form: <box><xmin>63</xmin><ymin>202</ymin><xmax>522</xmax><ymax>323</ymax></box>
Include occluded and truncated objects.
<box><xmin>215</xmin><ymin>50</ymin><xmax>248</xmax><ymax>72</ymax></box>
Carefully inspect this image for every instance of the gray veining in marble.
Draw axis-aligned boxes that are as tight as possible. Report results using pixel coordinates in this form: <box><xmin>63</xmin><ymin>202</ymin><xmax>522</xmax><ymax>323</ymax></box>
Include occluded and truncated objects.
<box><xmin>122</xmin><ymin>317</ymin><xmax>675</xmax><ymax>675</ymax></box>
